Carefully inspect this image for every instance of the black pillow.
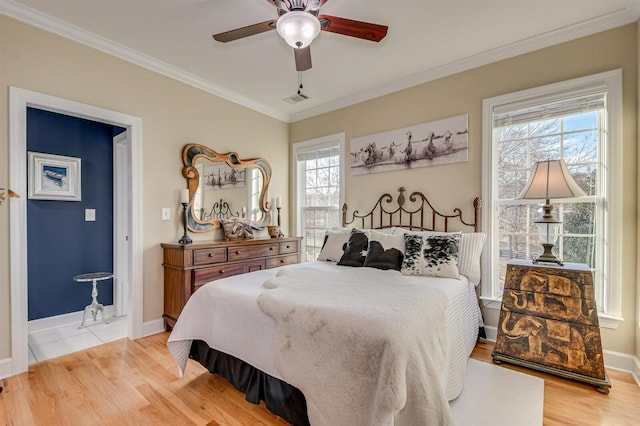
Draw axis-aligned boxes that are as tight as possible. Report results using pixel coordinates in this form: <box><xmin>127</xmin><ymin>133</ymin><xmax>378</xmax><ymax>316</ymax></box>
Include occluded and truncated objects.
<box><xmin>337</xmin><ymin>229</ymin><xmax>368</xmax><ymax>267</ymax></box>
<box><xmin>363</xmin><ymin>231</ymin><xmax>405</xmax><ymax>271</ymax></box>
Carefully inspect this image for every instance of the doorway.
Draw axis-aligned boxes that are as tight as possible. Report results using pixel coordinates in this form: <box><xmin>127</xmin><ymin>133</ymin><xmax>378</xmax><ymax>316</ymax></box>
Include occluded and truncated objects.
<box><xmin>9</xmin><ymin>87</ymin><xmax>143</xmax><ymax>376</ymax></box>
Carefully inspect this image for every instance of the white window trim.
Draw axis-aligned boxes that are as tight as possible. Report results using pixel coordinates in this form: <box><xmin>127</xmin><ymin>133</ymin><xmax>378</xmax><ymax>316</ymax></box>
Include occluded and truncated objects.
<box><xmin>292</xmin><ymin>132</ymin><xmax>346</xmax><ymax>253</ymax></box>
<box><xmin>481</xmin><ymin>69</ymin><xmax>623</xmax><ymax>329</ymax></box>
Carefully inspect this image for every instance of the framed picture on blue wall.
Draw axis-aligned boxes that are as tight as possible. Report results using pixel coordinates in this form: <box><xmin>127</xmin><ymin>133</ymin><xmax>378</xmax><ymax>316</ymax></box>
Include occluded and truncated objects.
<box><xmin>28</xmin><ymin>152</ymin><xmax>81</xmax><ymax>201</ymax></box>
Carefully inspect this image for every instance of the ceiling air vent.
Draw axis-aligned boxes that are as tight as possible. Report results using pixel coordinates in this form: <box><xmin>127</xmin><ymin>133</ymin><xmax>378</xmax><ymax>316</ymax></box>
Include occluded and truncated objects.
<box><xmin>283</xmin><ymin>93</ymin><xmax>309</xmax><ymax>104</ymax></box>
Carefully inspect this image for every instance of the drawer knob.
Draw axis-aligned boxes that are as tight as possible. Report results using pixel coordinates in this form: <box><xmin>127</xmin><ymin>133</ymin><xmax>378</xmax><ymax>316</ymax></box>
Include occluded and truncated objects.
<box><xmin>235</xmin><ymin>250</ymin><xmax>240</xmax><ymax>255</ymax></box>
<box><xmin>270</xmin><ymin>247</ymin><xmax>274</xmax><ymax>251</ymax></box>
<box><xmin>286</xmin><ymin>245</ymin><xmax>290</xmax><ymax>249</ymax></box>
<box><xmin>280</xmin><ymin>259</ymin><xmax>284</xmax><ymax>263</ymax></box>
<box><xmin>208</xmin><ymin>253</ymin><xmax>214</xmax><ymax>257</ymax></box>
<box><xmin>219</xmin><ymin>270</ymin><xmax>224</xmax><ymax>274</ymax></box>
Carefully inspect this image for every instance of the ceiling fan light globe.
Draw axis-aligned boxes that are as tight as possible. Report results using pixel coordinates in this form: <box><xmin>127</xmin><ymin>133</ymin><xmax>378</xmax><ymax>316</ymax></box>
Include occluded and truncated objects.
<box><xmin>276</xmin><ymin>11</ymin><xmax>320</xmax><ymax>49</ymax></box>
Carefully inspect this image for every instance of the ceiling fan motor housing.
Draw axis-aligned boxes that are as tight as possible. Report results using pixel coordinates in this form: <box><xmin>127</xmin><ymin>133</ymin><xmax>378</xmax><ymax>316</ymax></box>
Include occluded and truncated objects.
<box><xmin>276</xmin><ymin>11</ymin><xmax>321</xmax><ymax>48</ymax></box>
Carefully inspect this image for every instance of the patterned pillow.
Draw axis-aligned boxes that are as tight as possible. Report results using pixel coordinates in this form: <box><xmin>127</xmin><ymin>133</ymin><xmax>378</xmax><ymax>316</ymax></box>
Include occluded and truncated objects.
<box><xmin>317</xmin><ymin>229</ymin><xmax>352</xmax><ymax>262</ymax></box>
<box><xmin>397</xmin><ymin>230</ymin><xmax>486</xmax><ymax>285</ymax></box>
<box><xmin>401</xmin><ymin>233</ymin><xmax>461</xmax><ymax>278</ymax></box>
<box><xmin>363</xmin><ymin>230</ymin><xmax>405</xmax><ymax>271</ymax></box>
<box><xmin>400</xmin><ymin>233</ymin><xmax>424</xmax><ymax>275</ymax></box>
<box><xmin>337</xmin><ymin>229</ymin><xmax>369</xmax><ymax>267</ymax></box>
<box><xmin>421</xmin><ymin>234</ymin><xmax>460</xmax><ymax>278</ymax></box>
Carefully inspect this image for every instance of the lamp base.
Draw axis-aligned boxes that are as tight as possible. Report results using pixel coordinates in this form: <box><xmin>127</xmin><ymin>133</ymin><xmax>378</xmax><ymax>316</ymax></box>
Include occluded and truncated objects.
<box><xmin>178</xmin><ymin>235</ymin><xmax>192</xmax><ymax>245</ymax></box>
<box><xmin>532</xmin><ymin>243</ymin><xmax>564</xmax><ymax>266</ymax></box>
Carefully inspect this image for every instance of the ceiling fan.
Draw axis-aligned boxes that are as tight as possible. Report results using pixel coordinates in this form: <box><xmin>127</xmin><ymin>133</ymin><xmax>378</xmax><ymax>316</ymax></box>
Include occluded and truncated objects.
<box><xmin>212</xmin><ymin>0</ymin><xmax>388</xmax><ymax>71</ymax></box>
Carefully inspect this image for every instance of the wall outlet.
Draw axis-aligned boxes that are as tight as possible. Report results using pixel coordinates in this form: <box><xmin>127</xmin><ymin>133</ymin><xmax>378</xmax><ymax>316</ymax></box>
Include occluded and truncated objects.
<box><xmin>85</xmin><ymin>209</ymin><xmax>96</xmax><ymax>222</ymax></box>
<box><xmin>161</xmin><ymin>207</ymin><xmax>171</xmax><ymax>221</ymax></box>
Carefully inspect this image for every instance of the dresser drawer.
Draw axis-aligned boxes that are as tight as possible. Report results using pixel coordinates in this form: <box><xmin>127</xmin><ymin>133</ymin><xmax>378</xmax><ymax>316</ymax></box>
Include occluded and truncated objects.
<box><xmin>193</xmin><ymin>248</ymin><xmax>227</xmax><ymax>265</ymax></box>
<box><xmin>505</xmin><ymin>266</ymin><xmax>594</xmax><ymax>299</ymax></box>
<box><xmin>266</xmin><ymin>254</ymin><xmax>299</xmax><ymax>269</ymax></box>
<box><xmin>495</xmin><ymin>311</ymin><xmax>606</xmax><ymax>380</ymax></box>
<box><xmin>501</xmin><ymin>289</ymin><xmax>598</xmax><ymax>325</ymax></box>
<box><xmin>228</xmin><ymin>243</ymin><xmax>278</xmax><ymax>261</ymax></box>
<box><xmin>244</xmin><ymin>259</ymin><xmax>266</xmax><ymax>273</ymax></box>
<box><xmin>279</xmin><ymin>240</ymin><xmax>298</xmax><ymax>254</ymax></box>
<box><xmin>192</xmin><ymin>263</ymin><xmax>245</xmax><ymax>285</ymax></box>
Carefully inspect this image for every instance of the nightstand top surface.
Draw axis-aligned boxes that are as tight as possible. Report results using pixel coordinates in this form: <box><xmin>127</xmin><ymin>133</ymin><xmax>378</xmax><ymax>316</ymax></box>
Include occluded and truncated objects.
<box><xmin>507</xmin><ymin>258</ymin><xmax>591</xmax><ymax>272</ymax></box>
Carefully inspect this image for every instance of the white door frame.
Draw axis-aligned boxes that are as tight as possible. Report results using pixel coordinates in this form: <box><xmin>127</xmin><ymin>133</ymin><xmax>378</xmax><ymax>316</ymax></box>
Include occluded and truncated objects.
<box><xmin>113</xmin><ymin>131</ymin><xmax>129</xmax><ymax>318</ymax></box>
<box><xmin>9</xmin><ymin>87</ymin><xmax>144</xmax><ymax>375</ymax></box>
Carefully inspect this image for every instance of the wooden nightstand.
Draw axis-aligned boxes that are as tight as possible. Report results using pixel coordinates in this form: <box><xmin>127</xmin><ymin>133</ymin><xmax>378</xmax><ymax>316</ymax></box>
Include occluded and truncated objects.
<box><xmin>492</xmin><ymin>259</ymin><xmax>611</xmax><ymax>394</ymax></box>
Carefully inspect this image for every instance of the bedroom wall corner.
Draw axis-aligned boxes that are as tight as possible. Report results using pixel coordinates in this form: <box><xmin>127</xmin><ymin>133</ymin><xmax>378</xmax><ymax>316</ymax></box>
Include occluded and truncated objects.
<box><xmin>636</xmin><ymin>17</ymin><xmax>640</xmax><ymax>364</ymax></box>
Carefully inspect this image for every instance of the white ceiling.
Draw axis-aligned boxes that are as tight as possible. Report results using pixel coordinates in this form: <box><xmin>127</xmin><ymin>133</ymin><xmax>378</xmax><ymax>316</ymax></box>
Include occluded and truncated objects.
<box><xmin>2</xmin><ymin>0</ymin><xmax>639</xmax><ymax>122</ymax></box>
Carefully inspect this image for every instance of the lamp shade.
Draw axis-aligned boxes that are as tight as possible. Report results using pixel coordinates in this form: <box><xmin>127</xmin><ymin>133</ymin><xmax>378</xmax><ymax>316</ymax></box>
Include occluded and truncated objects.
<box><xmin>276</xmin><ymin>11</ymin><xmax>321</xmax><ymax>49</ymax></box>
<box><xmin>517</xmin><ymin>159</ymin><xmax>587</xmax><ymax>200</ymax></box>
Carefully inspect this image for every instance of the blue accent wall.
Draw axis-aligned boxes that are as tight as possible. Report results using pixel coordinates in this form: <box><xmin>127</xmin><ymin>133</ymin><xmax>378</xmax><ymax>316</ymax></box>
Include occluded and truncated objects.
<box><xmin>27</xmin><ymin>108</ymin><xmax>115</xmax><ymax>321</ymax></box>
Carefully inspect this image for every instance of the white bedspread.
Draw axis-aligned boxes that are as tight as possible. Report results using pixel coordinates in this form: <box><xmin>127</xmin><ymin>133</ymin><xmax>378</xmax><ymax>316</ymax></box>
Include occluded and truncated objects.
<box><xmin>258</xmin><ymin>265</ymin><xmax>453</xmax><ymax>426</ymax></box>
<box><xmin>167</xmin><ymin>262</ymin><xmax>479</xmax><ymax>425</ymax></box>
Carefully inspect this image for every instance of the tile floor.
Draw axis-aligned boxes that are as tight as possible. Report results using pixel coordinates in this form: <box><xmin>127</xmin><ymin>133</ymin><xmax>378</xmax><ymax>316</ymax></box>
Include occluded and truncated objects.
<box><xmin>28</xmin><ymin>316</ymin><xmax>128</xmax><ymax>365</ymax></box>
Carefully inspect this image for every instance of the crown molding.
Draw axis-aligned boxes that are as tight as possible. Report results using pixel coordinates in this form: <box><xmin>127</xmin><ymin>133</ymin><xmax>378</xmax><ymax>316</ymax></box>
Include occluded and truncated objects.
<box><xmin>290</xmin><ymin>2</ymin><xmax>640</xmax><ymax>122</ymax></box>
<box><xmin>0</xmin><ymin>0</ymin><xmax>290</xmax><ymax>123</ymax></box>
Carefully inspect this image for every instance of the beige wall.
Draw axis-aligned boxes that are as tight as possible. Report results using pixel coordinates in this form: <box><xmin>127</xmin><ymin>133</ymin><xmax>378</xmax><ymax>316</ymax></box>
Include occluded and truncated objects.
<box><xmin>0</xmin><ymin>16</ymin><xmax>289</xmax><ymax>359</ymax></box>
<box><xmin>290</xmin><ymin>25</ymin><xmax>639</xmax><ymax>356</ymax></box>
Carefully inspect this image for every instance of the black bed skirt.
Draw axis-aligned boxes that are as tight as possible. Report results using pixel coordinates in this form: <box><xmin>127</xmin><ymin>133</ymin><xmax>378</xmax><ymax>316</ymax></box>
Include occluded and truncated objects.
<box><xmin>189</xmin><ymin>340</ymin><xmax>310</xmax><ymax>426</ymax></box>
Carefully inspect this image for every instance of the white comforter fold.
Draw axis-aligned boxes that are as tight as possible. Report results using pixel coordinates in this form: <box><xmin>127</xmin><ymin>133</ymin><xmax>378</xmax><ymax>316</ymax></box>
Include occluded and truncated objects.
<box><xmin>257</xmin><ymin>265</ymin><xmax>453</xmax><ymax>426</ymax></box>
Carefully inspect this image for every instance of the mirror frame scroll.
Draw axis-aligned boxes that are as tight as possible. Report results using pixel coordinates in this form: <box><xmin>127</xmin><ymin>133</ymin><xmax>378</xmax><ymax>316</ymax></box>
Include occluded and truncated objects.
<box><xmin>181</xmin><ymin>143</ymin><xmax>272</xmax><ymax>232</ymax></box>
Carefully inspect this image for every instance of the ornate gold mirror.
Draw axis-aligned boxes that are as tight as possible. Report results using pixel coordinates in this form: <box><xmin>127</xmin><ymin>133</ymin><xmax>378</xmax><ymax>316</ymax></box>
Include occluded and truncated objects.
<box><xmin>182</xmin><ymin>144</ymin><xmax>272</xmax><ymax>232</ymax></box>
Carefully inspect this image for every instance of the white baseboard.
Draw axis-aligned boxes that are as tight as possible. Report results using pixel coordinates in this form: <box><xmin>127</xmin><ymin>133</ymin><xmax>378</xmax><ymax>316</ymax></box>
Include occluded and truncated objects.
<box><xmin>483</xmin><ymin>325</ymin><xmax>497</xmax><ymax>342</ymax></box>
<box><xmin>603</xmin><ymin>349</ymin><xmax>640</xmax><ymax>386</ymax></box>
<box><xmin>0</xmin><ymin>357</ymin><xmax>12</xmax><ymax>380</ymax></box>
<box><xmin>480</xmin><ymin>325</ymin><xmax>639</xmax><ymax>384</ymax></box>
<box><xmin>143</xmin><ymin>318</ymin><xmax>165</xmax><ymax>337</ymax></box>
<box><xmin>28</xmin><ymin>306</ymin><xmax>116</xmax><ymax>333</ymax></box>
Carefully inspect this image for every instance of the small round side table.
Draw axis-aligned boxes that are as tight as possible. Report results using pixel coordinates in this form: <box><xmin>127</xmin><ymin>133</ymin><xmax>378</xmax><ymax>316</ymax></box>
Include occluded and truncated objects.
<box><xmin>73</xmin><ymin>272</ymin><xmax>114</xmax><ymax>328</ymax></box>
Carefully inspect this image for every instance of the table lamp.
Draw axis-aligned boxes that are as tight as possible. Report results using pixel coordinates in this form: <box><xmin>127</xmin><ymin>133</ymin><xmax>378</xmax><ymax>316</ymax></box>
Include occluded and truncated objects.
<box><xmin>517</xmin><ymin>159</ymin><xmax>586</xmax><ymax>265</ymax></box>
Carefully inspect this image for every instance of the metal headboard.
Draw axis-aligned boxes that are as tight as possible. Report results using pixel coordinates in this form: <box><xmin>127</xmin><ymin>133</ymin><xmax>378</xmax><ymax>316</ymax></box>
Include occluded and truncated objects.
<box><xmin>199</xmin><ymin>198</ymin><xmax>239</xmax><ymax>221</ymax></box>
<box><xmin>342</xmin><ymin>187</ymin><xmax>481</xmax><ymax>232</ymax></box>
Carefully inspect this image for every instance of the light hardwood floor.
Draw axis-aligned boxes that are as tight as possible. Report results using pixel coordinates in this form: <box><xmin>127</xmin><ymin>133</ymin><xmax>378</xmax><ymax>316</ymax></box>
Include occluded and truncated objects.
<box><xmin>1</xmin><ymin>333</ymin><xmax>638</xmax><ymax>425</ymax></box>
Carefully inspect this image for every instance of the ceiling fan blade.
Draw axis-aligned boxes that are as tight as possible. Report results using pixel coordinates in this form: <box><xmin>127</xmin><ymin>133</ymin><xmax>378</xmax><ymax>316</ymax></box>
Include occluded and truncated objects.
<box><xmin>294</xmin><ymin>46</ymin><xmax>312</xmax><ymax>71</ymax></box>
<box><xmin>213</xmin><ymin>20</ymin><xmax>276</xmax><ymax>43</ymax></box>
<box><xmin>318</xmin><ymin>15</ymin><xmax>388</xmax><ymax>42</ymax></box>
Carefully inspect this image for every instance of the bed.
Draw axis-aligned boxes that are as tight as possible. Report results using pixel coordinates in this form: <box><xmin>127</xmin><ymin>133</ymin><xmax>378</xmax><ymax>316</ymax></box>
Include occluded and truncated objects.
<box><xmin>168</xmin><ymin>188</ymin><xmax>484</xmax><ymax>426</ymax></box>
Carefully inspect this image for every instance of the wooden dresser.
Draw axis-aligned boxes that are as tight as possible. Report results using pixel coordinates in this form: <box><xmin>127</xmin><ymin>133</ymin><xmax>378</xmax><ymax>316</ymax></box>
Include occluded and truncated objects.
<box><xmin>492</xmin><ymin>259</ymin><xmax>610</xmax><ymax>393</ymax></box>
<box><xmin>162</xmin><ymin>237</ymin><xmax>302</xmax><ymax>330</ymax></box>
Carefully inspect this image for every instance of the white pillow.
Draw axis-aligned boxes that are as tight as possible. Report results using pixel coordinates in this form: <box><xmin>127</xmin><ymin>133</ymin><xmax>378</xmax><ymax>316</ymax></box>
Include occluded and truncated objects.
<box><xmin>317</xmin><ymin>229</ymin><xmax>352</xmax><ymax>262</ymax></box>
<box><xmin>457</xmin><ymin>232</ymin><xmax>486</xmax><ymax>286</ymax></box>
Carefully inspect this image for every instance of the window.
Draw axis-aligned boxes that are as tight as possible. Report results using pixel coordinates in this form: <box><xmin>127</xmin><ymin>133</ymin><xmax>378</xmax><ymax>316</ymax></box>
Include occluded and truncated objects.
<box><xmin>247</xmin><ymin>168</ymin><xmax>263</xmax><ymax>221</ymax></box>
<box><xmin>294</xmin><ymin>133</ymin><xmax>345</xmax><ymax>262</ymax></box>
<box><xmin>482</xmin><ymin>70</ymin><xmax>623</xmax><ymax>327</ymax></box>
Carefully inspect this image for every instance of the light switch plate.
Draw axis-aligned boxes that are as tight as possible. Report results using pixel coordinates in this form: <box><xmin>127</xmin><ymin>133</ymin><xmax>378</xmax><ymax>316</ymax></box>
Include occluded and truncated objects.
<box><xmin>161</xmin><ymin>207</ymin><xmax>171</xmax><ymax>221</ymax></box>
<box><xmin>85</xmin><ymin>209</ymin><xmax>96</xmax><ymax>221</ymax></box>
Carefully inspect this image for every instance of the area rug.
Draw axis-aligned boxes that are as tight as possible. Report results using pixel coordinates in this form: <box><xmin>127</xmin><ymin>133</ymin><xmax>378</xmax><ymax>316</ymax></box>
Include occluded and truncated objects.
<box><xmin>450</xmin><ymin>358</ymin><xmax>544</xmax><ymax>425</ymax></box>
